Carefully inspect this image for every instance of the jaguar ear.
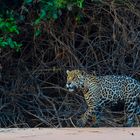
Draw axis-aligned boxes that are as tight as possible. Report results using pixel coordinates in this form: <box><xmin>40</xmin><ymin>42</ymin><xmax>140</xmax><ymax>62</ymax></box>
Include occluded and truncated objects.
<box><xmin>93</xmin><ymin>71</ymin><xmax>96</xmax><ymax>75</ymax></box>
<box><xmin>66</xmin><ymin>70</ymin><xmax>70</xmax><ymax>74</ymax></box>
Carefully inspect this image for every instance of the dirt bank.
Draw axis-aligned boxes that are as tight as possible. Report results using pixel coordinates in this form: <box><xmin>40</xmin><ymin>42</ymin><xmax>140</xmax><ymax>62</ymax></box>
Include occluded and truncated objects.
<box><xmin>0</xmin><ymin>128</ymin><xmax>140</xmax><ymax>140</ymax></box>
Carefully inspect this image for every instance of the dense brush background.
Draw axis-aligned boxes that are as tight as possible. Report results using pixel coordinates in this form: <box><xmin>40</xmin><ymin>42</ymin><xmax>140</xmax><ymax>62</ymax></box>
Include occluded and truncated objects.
<box><xmin>0</xmin><ymin>0</ymin><xmax>140</xmax><ymax>127</ymax></box>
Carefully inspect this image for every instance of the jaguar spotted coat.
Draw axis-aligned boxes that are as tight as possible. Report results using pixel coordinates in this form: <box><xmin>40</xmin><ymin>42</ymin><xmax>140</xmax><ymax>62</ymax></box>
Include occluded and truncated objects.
<box><xmin>66</xmin><ymin>70</ymin><xmax>140</xmax><ymax>127</ymax></box>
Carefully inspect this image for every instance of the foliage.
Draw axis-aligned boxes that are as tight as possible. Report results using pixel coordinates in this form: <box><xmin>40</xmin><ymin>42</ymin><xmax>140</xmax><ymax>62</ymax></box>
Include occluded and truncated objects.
<box><xmin>0</xmin><ymin>0</ymin><xmax>130</xmax><ymax>50</ymax></box>
<box><xmin>0</xmin><ymin>15</ymin><xmax>22</xmax><ymax>51</ymax></box>
<box><xmin>41</xmin><ymin>0</ymin><xmax>83</xmax><ymax>36</ymax></box>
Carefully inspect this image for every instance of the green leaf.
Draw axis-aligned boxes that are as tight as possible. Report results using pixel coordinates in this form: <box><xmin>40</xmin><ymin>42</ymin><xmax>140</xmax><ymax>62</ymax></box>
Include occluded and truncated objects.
<box><xmin>52</xmin><ymin>13</ymin><xmax>58</xmax><ymax>19</ymax></box>
<box><xmin>34</xmin><ymin>18</ymin><xmax>41</xmax><ymax>25</ymax></box>
<box><xmin>16</xmin><ymin>43</ymin><xmax>22</xmax><ymax>52</ymax></box>
<box><xmin>24</xmin><ymin>0</ymin><xmax>33</xmax><ymax>4</ymax></box>
<box><xmin>40</xmin><ymin>9</ymin><xmax>46</xmax><ymax>18</ymax></box>
<box><xmin>75</xmin><ymin>0</ymin><xmax>84</xmax><ymax>8</ymax></box>
<box><xmin>1</xmin><ymin>42</ymin><xmax>8</xmax><ymax>47</ymax></box>
<box><xmin>35</xmin><ymin>28</ymin><xmax>41</xmax><ymax>37</ymax></box>
<box><xmin>9</xmin><ymin>26</ymin><xmax>19</xmax><ymax>34</ymax></box>
<box><xmin>47</xmin><ymin>2</ymin><xmax>54</xmax><ymax>6</ymax></box>
<box><xmin>0</xmin><ymin>22</ymin><xmax>5</xmax><ymax>28</ymax></box>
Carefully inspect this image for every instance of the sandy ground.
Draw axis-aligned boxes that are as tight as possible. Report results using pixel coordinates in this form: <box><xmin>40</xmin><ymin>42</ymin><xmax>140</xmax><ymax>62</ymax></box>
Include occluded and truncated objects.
<box><xmin>0</xmin><ymin>128</ymin><xmax>140</xmax><ymax>140</ymax></box>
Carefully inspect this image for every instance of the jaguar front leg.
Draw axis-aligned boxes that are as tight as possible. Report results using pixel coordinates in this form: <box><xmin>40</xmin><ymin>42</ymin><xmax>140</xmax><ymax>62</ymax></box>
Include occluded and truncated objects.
<box><xmin>76</xmin><ymin>108</ymin><xmax>95</xmax><ymax>127</ymax></box>
<box><xmin>77</xmin><ymin>90</ymin><xmax>99</xmax><ymax>127</ymax></box>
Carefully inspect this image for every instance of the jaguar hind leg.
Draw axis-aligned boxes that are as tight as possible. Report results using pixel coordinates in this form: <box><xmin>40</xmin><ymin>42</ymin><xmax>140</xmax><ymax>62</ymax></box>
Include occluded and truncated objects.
<box><xmin>136</xmin><ymin>105</ymin><xmax>140</xmax><ymax>115</ymax></box>
<box><xmin>124</xmin><ymin>99</ymin><xmax>137</xmax><ymax>127</ymax></box>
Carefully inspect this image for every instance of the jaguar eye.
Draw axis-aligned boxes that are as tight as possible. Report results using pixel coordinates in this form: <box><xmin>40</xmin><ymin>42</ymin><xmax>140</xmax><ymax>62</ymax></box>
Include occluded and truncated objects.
<box><xmin>69</xmin><ymin>76</ymin><xmax>75</xmax><ymax>80</ymax></box>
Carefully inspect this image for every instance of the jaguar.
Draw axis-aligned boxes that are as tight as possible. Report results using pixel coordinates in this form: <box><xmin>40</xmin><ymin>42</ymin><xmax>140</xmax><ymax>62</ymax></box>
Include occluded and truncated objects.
<box><xmin>66</xmin><ymin>69</ymin><xmax>140</xmax><ymax>127</ymax></box>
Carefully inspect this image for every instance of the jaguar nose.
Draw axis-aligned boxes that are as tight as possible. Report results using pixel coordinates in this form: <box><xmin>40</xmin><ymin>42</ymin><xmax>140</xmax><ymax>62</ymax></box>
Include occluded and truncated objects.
<box><xmin>66</xmin><ymin>83</ymin><xmax>71</xmax><ymax>88</ymax></box>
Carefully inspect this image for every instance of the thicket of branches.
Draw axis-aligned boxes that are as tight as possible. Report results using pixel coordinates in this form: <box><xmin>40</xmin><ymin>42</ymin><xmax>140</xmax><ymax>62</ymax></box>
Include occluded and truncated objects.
<box><xmin>0</xmin><ymin>0</ymin><xmax>140</xmax><ymax>127</ymax></box>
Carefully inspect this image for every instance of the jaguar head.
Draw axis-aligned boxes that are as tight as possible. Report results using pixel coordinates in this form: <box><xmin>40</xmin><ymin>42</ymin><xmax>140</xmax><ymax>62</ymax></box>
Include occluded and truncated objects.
<box><xmin>66</xmin><ymin>70</ymin><xmax>85</xmax><ymax>92</ymax></box>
